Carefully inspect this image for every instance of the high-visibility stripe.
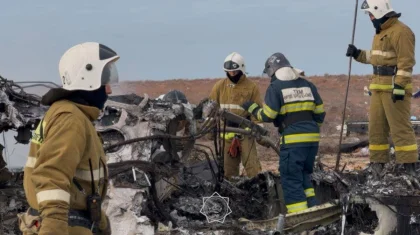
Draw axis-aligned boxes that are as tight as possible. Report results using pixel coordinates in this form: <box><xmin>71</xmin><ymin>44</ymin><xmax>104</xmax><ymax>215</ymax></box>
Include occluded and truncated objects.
<box><xmin>369</xmin><ymin>144</ymin><xmax>389</xmax><ymax>151</ymax></box>
<box><xmin>369</xmin><ymin>83</ymin><xmax>413</xmax><ymax>90</ymax></box>
<box><xmin>395</xmin><ymin>144</ymin><xmax>418</xmax><ymax>152</ymax></box>
<box><xmin>304</xmin><ymin>188</ymin><xmax>315</xmax><ymax>198</ymax></box>
<box><xmin>314</xmin><ymin>104</ymin><xmax>324</xmax><ymax>114</ymax></box>
<box><xmin>393</xmin><ymin>89</ymin><xmax>405</xmax><ymax>95</ymax></box>
<box><xmin>371</xmin><ymin>50</ymin><xmax>396</xmax><ymax>57</ymax></box>
<box><xmin>369</xmin><ymin>84</ymin><xmax>393</xmax><ymax>90</ymax></box>
<box><xmin>286</xmin><ymin>201</ymin><xmax>308</xmax><ymax>213</ymax></box>
<box><xmin>25</xmin><ymin>156</ymin><xmax>36</xmax><ymax>168</ymax></box>
<box><xmin>317</xmin><ymin>123</ymin><xmax>322</xmax><ymax>127</ymax></box>
<box><xmin>257</xmin><ymin>109</ymin><xmax>263</xmax><ymax>121</ymax></box>
<box><xmin>75</xmin><ymin>167</ymin><xmax>105</xmax><ymax>181</ymax></box>
<box><xmin>248</xmin><ymin>103</ymin><xmax>259</xmax><ymax>113</ymax></box>
<box><xmin>279</xmin><ymin>102</ymin><xmax>315</xmax><ymax>115</ymax></box>
<box><xmin>396</xmin><ymin>70</ymin><xmax>412</xmax><ymax>77</ymax></box>
<box><xmin>31</xmin><ymin>120</ymin><xmax>46</xmax><ymax>145</ymax></box>
<box><xmin>284</xmin><ymin>133</ymin><xmax>320</xmax><ymax>144</ymax></box>
<box><xmin>262</xmin><ymin>104</ymin><xmax>278</xmax><ymax>119</ymax></box>
<box><xmin>220</xmin><ymin>104</ymin><xmax>244</xmax><ymax>110</ymax></box>
<box><xmin>365</xmin><ymin>50</ymin><xmax>372</xmax><ymax>63</ymax></box>
<box><xmin>36</xmin><ymin>189</ymin><xmax>70</xmax><ymax>204</ymax></box>
<box><xmin>220</xmin><ymin>132</ymin><xmax>236</xmax><ymax>140</ymax></box>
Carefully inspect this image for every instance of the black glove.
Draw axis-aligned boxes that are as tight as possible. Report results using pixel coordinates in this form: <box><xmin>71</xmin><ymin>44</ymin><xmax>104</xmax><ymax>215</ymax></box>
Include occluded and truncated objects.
<box><xmin>392</xmin><ymin>84</ymin><xmax>405</xmax><ymax>103</ymax></box>
<box><xmin>346</xmin><ymin>44</ymin><xmax>361</xmax><ymax>59</ymax></box>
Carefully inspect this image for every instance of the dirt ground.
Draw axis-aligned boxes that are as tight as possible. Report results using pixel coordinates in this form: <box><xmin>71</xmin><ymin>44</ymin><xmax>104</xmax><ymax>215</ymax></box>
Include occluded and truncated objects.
<box><xmin>120</xmin><ymin>74</ymin><xmax>420</xmax><ymax>174</ymax></box>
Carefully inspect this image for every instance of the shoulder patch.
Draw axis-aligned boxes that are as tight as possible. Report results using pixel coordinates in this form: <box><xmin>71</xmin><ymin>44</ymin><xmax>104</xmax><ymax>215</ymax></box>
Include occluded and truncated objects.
<box><xmin>282</xmin><ymin>87</ymin><xmax>314</xmax><ymax>103</ymax></box>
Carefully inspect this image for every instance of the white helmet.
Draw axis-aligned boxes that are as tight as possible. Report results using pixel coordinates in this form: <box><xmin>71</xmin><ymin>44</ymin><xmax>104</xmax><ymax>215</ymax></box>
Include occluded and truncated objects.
<box><xmin>361</xmin><ymin>0</ymin><xmax>394</xmax><ymax>19</ymax></box>
<box><xmin>59</xmin><ymin>42</ymin><xmax>120</xmax><ymax>91</ymax></box>
<box><xmin>223</xmin><ymin>52</ymin><xmax>246</xmax><ymax>75</ymax></box>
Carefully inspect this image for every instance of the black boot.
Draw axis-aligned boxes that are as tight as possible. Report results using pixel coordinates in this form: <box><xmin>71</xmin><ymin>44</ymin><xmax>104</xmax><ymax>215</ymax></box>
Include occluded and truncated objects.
<box><xmin>370</xmin><ymin>163</ymin><xmax>384</xmax><ymax>180</ymax></box>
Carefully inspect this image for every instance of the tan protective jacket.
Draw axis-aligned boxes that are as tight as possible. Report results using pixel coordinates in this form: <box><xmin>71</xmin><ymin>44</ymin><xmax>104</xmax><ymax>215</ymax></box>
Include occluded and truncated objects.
<box><xmin>209</xmin><ymin>75</ymin><xmax>263</xmax><ymax>135</ymax></box>
<box><xmin>356</xmin><ymin>17</ymin><xmax>416</xmax><ymax>93</ymax></box>
<box><xmin>23</xmin><ymin>100</ymin><xmax>108</xmax><ymax>234</ymax></box>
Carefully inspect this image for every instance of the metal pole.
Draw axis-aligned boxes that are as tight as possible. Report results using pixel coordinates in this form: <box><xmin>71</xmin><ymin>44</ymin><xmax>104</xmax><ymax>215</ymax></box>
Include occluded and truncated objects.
<box><xmin>335</xmin><ymin>0</ymin><xmax>359</xmax><ymax>172</ymax></box>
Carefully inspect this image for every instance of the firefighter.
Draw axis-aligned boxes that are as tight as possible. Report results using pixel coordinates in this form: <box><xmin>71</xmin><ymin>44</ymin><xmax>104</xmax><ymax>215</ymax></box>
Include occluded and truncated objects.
<box><xmin>19</xmin><ymin>42</ymin><xmax>119</xmax><ymax>235</ymax></box>
<box><xmin>241</xmin><ymin>52</ymin><xmax>326</xmax><ymax>213</ymax></box>
<box><xmin>209</xmin><ymin>52</ymin><xmax>263</xmax><ymax>179</ymax></box>
<box><xmin>346</xmin><ymin>0</ymin><xmax>417</xmax><ymax>178</ymax></box>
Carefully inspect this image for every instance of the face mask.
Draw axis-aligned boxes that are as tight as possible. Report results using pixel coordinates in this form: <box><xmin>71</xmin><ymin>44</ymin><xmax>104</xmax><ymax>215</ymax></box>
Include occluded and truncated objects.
<box><xmin>227</xmin><ymin>71</ymin><xmax>243</xmax><ymax>84</ymax></box>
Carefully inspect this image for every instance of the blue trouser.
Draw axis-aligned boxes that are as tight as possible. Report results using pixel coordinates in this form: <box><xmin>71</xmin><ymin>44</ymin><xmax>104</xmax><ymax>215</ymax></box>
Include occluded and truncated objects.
<box><xmin>279</xmin><ymin>145</ymin><xmax>319</xmax><ymax>213</ymax></box>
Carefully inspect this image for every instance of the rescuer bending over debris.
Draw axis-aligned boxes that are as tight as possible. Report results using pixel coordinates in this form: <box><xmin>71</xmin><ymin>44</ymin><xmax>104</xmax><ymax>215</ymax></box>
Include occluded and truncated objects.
<box><xmin>19</xmin><ymin>42</ymin><xmax>120</xmax><ymax>235</ymax></box>
<box><xmin>241</xmin><ymin>52</ymin><xmax>326</xmax><ymax>213</ymax></box>
<box><xmin>209</xmin><ymin>52</ymin><xmax>263</xmax><ymax>179</ymax></box>
<box><xmin>346</xmin><ymin>0</ymin><xmax>417</xmax><ymax>179</ymax></box>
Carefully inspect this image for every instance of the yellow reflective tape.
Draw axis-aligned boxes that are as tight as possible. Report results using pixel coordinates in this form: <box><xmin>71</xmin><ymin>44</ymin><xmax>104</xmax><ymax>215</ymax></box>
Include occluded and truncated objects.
<box><xmin>25</xmin><ymin>156</ymin><xmax>36</xmax><ymax>168</ymax></box>
<box><xmin>248</xmin><ymin>103</ymin><xmax>259</xmax><ymax>113</ymax></box>
<box><xmin>220</xmin><ymin>132</ymin><xmax>236</xmax><ymax>140</ymax></box>
<box><xmin>257</xmin><ymin>109</ymin><xmax>263</xmax><ymax>121</ymax></box>
<box><xmin>262</xmin><ymin>104</ymin><xmax>278</xmax><ymax>119</ymax></box>
<box><xmin>36</xmin><ymin>189</ymin><xmax>70</xmax><ymax>204</ymax></box>
<box><xmin>369</xmin><ymin>83</ymin><xmax>412</xmax><ymax>90</ymax></box>
<box><xmin>369</xmin><ymin>144</ymin><xmax>389</xmax><ymax>151</ymax></box>
<box><xmin>304</xmin><ymin>188</ymin><xmax>315</xmax><ymax>198</ymax></box>
<box><xmin>369</xmin><ymin>84</ymin><xmax>393</xmax><ymax>90</ymax></box>
<box><xmin>371</xmin><ymin>50</ymin><xmax>396</xmax><ymax>57</ymax></box>
<box><xmin>365</xmin><ymin>50</ymin><xmax>372</xmax><ymax>63</ymax></box>
<box><xmin>395</xmin><ymin>144</ymin><xmax>418</xmax><ymax>152</ymax></box>
<box><xmin>31</xmin><ymin>120</ymin><xmax>46</xmax><ymax>145</ymax></box>
<box><xmin>314</xmin><ymin>104</ymin><xmax>324</xmax><ymax>114</ymax></box>
<box><xmin>75</xmin><ymin>167</ymin><xmax>105</xmax><ymax>181</ymax></box>
<box><xmin>393</xmin><ymin>89</ymin><xmax>405</xmax><ymax>95</ymax></box>
<box><xmin>284</xmin><ymin>133</ymin><xmax>320</xmax><ymax>144</ymax></box>
<box><xmin>396</xmin><ymin>70</ymin><xmax>412</xmax><ymax>77</ymax></box>
<box><xmin>279</xmin><ymin>102</ymin><xmax>315</xmax><ymax>115</ymax></box>
<box><xmin>286</xmin><ymin>201</ymin><xmax>308</xmax><ymax>213</ymax></box>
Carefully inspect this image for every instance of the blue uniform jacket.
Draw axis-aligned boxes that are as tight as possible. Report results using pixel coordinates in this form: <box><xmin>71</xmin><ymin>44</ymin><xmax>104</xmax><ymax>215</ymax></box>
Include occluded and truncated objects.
<box><xmin>253</xmin><ymin>77</ymin><xmax>326</xmax><ymax>148</ymax></box>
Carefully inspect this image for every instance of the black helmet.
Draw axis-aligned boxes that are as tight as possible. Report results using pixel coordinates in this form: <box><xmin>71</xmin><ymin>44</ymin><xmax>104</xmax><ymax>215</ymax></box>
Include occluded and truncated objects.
<box><xmin>263</xmin><ymin>53</ymin><xmax>292</xmax><ymax>78</ymax></box>
<box><xmin>162</xmin><ymin>90</ymin><xmax>188</xmax><ymax>104</ymax></box>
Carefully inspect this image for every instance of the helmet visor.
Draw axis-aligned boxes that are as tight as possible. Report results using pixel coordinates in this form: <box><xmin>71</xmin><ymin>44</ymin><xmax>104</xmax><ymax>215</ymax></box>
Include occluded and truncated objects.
<box><xmin>224</xmin><ymin>61</ymin><xmax>240</xmax><ymax>71</ymax></box>
<box><xmin>101</xmin><ymin>62</ymin><xmax>119</xmax><ymax>85</ymax></box>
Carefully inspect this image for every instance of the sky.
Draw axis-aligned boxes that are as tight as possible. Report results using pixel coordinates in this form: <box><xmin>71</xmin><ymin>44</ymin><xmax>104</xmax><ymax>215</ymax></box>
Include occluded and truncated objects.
<box><xmin>1</xmin><ymin>0</ymin><xmax>419</xmax><ymax>167</ymax></box>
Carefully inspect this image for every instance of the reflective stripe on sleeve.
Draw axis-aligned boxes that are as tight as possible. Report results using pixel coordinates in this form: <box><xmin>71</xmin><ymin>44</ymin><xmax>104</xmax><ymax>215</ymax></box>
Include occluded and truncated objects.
<box><xmin>25</xmin><ymin>156</ymin><xmax>37</xmax><ymax>168</ymax></box>
<box><xmin>36</xmin><ymin>189</ymin><xmax>70</xmax><ymax>204</ymax></box>
<box><xmin>365</xmin><ymin>50</ymin><xmax>372</xmax><ymax>63</ymax></box>
<box><xmin>371</xmin><ymin>50</ymin><xmax>396</xmax><ymax>57</ymax></box>
<box><xmin>220</xmin><ymin>104</ymin><xmax>244</xmax><ymax>110</ymax></box>
<box><xmin>396</xmin><ymin>70</ymin><xmax>412</xmax><ymax>77</ymax></box>
<box><xmin>262</xmin><ymin>104</ymin><xmax>278</xmax><ymax>119</ymax></box>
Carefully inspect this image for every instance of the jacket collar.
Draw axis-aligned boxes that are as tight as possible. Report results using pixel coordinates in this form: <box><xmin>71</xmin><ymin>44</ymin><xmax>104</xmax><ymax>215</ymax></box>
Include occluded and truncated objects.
<box><xmin>275</xmin><ymin>67</ymin><xmax>304</xmax><ymax>81</ymax></box>
<box><xmin>381</xmin><ymin>17</ymin><xmax>398</xmax><ymax>30</ymax></box>
<box><xmin>69</xmin><ymin>101</ymin><xmax>101</xmax><ymax>121</ymax></box>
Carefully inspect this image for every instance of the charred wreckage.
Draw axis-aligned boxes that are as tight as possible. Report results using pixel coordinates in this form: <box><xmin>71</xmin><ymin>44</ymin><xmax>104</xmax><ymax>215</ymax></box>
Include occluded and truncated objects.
<box><xmin>0</xmin><ymin>76</ymin><xmax>420</xmax><ymax>235</ymax></box>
